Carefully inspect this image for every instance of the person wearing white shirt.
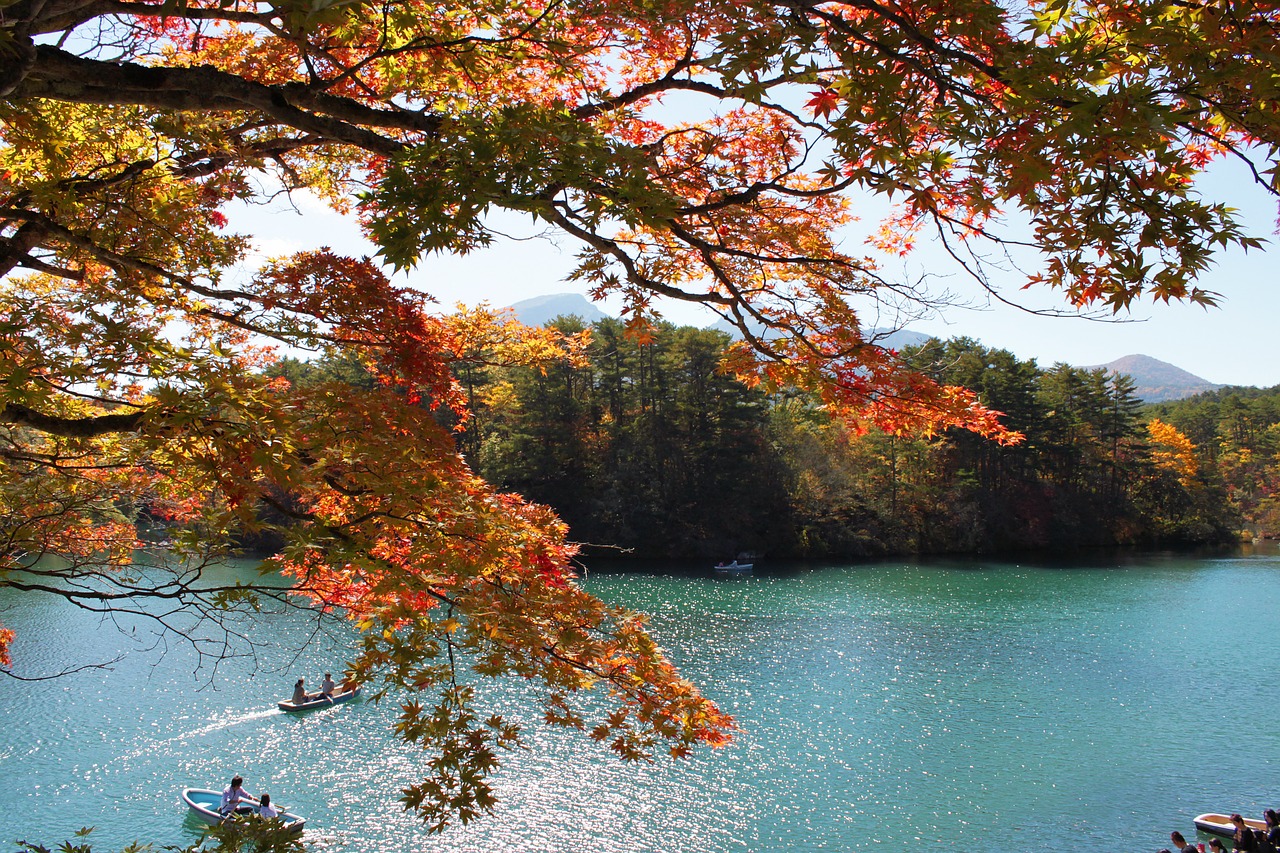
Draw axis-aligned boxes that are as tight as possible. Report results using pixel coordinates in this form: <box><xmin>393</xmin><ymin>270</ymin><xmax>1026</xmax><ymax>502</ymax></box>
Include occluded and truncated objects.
<box><xmin>219</xmin><ymin>776</ymin><xmax>257</xmax><ymax>815</ymax></box>
<box><xmin>257</xmin><ymin>793</ymin><xmax>279</xmax><ymax>819</ymax></box>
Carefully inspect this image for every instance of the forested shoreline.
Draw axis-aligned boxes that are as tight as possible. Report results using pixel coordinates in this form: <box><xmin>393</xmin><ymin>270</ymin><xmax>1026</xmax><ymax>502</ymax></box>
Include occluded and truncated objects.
<box><xmin>272</xmin><ymin>317</ymin><xmax>1280</xmax><ymax>563</ymax></box>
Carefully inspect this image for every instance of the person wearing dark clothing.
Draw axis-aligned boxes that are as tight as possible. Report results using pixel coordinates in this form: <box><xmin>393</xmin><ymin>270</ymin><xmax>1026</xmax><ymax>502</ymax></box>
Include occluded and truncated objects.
<box><xmin>1265</xmin><ymin>810</ymin><xmax>1280</xmax><ymax>851</ymax></box>
<box><xmin>1232</xmin><ymin>814</ymin><xmax>1258</xmax><ymax>852</ymax></box>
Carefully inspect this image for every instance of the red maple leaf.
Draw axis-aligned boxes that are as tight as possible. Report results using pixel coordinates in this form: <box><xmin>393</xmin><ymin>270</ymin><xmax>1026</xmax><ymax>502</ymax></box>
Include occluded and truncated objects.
<box><xmin>806</xmin><ymin>88</ymin><xmax>840</xmax><ymax>120</ymax></box>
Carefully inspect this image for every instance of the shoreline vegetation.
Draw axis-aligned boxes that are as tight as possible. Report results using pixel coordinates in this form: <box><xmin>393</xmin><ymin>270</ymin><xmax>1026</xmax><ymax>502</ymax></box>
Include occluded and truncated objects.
<box><xmin>260</xmin><ymin>320</ymin><xmax>1273</xmax><ymax>565</ymax></box>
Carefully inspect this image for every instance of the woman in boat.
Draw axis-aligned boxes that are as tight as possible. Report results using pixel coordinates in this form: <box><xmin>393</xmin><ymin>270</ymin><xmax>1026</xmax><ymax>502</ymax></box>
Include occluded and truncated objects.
<box><xmin>257</xmin><ymin>793</ymin><xmax>279</xmax><ymax>819</ymax></box>
<box><xmin>291</xmin><ymin>678</ymin><xmax>308</xmax><ymax>704</ymax></box>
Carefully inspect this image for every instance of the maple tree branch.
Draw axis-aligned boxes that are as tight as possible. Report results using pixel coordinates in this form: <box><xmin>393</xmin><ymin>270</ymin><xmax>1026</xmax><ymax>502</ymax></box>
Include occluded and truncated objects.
<box><xmin>677</xmin><ymin>173</ymin><xmax>858</xmax><ymax>216</ymax></box>
<box><xmin>825</xmin><ymin>0</ymin><xmax>1002</xmax><ymax>77</ymax></box>
<box><xmin>1</xmin><ymin>654</ymin><xmax>126</xmax><ymax>681</ymax></box>
<box><xmin>327</xmin><ymin>0</ymin><xmax>569</xmax><ymax>92</ymax></box>
<box><xmin>799</xmin><ymin>1</ymin><xmax>995</xmax><ymax>103</ymax></box>
<box><xmin>64</xmin><ymin>0</ymin><xmax>277</xmax><ymax>28</ymax></box>
<box><xmin>1170</xmin><ymin>114</ymin><xmax>1280</xmax><ymax>194</ymax></box>
<box><xmin>0</xmin><ymin>565</ymin><xmax>334</xmax><ymax>682</ymax></box>
<box><xmin>0</xmin><ymin>401</ymin><xmax>146</xmax><ymax>437</ymax></box>
<box><xmin>168</xmin><ymin>135</ymin><xmax>329</xmax><ymax>179</ymax></box>
<box><xmin>15</xmin><ymin>44</ymin><xmax>439</xmax><ymax>154</ymax></box>
<box><xmin>0</xmin><ymin>204</ymin><xmax>209</xmax><ymax>285</ymax></box>
<box><xmin>572</xmin><ymin>70</ymin><xmax>727</xmax><ymax>122</ymax></box>
<box><xmin>0</xmin><ymin>220</ymin><xmax>55</xmax><ymax>279</ymax></box>
<box><xmin>541</xmin><ymin>201</ymin><xmax>732</xmax><ymax>309</ymax></box>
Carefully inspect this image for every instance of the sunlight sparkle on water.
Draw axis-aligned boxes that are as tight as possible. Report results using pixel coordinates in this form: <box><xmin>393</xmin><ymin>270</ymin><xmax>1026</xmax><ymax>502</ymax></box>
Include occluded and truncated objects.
<box><xmin>3</xmin><ymin>553</ymin><xmax>1279</xmax><ymax>851</ymax></box>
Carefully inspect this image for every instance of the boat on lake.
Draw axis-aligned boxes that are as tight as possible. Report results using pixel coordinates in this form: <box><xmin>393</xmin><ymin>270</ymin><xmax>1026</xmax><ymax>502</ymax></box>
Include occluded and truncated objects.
<box><xmin>1193</xmin><ymin>813</ymin><xmax>1267</xmax><ymax>838</ymax></box>
<box><xmin>713</xmin><ymin>560</ymin><xmax>753</xmax><ymax>577</ymax></box>
<box><xmin>278</xmin><ymin>684</ymin><xmax>360</xmax><ymax>712</ymax></box>
<box><xmin>179</xmin><ymin>788</ymin><xmax>306</xmax><ymax>832</ymax></box>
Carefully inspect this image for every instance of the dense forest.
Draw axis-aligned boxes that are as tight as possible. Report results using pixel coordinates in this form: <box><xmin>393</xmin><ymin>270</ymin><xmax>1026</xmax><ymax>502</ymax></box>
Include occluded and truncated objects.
<box><xmin>272</xmin><ymin>318</ymin><xmax>1280</xmax><ymax>562</ymax></box>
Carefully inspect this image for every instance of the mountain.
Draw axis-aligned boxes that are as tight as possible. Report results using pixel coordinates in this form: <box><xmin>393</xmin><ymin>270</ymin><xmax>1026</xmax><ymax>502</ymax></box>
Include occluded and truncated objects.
<box><xmin>707</xmin><ymin>317</ymin><xmax>932</xmax><ymax>350</ymax></box>
<box><xmin>871</xmin><ymin>328</ymin><xmax>934</xmax><ymax>350</ymax></box>
<box><xmin>509</xmin><ymin>295</ymin><xmax>933</xmax><ymax>353</ymax></box>
<box><xmin>1085</xmin><ymin>354</ymin><xmax>1224</xmax><ymax>403</ymax></box>
<box><xmin>505</xmin><ymin>295</ymin><xmax>1223</xmax><ymax>402</ymax></box>
<box><xmin>508</xmin><ymin>293</ymin><xmax>609</xmax><ymax>326</ymax></box>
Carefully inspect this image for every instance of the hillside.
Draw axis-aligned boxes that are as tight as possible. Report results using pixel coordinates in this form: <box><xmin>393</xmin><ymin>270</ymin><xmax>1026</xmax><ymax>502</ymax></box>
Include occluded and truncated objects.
<box><xmin>706</xmin><ymin>317</ymin><xmax>933</xmax><ymax>350</ymax></box>
<box><xmin>504</xmin><ymin>295</ymin><xmax>1228</xmax><ymax>403</ymax></box>
<box><xmin>508</xmin><ymin>293</ymin><xmax>609</xmax><ymax>326</ymax></box>
<box><xmin>1086</xmin><ymin>354</ymin><xmax>1224</xmax><ymax>403</ymax></box>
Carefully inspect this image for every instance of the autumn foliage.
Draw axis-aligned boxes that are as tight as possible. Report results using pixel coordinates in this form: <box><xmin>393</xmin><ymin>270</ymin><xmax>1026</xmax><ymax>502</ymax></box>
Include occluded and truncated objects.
<box><xmin>1148</xmin><ymin>418</ymin><xmax>1201</xmax><ymax>488</ymax></box>
<box><xmin>1</xmin><ymin>0</ymin><xmax>1278</xmax><ymax>829</ymax></box>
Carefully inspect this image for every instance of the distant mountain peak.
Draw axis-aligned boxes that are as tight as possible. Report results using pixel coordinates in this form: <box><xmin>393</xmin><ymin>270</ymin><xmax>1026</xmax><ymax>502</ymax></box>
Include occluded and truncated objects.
<box><xmin>507</xmin><ymin>293</ymin><xmax>609</xmax><ymax>326</ymax></box>
<box><xmin>707</xmin><ymin>318</ymin><xmax>932</xmax><ymax>351</ymax></box>
<box><xmin>1085</xmin><ymin>353</ymin><xmax>1223</xmax><ymax>402</ymax></box>
<box><xmin>504</xmin><ymin>295</ymin><xmax>1231</xmax><ymax>403</ymax></box>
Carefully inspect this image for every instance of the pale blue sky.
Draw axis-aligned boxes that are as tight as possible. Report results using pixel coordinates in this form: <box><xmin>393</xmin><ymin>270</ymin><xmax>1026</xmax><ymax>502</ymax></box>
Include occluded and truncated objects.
<box><xmin>231</xmin><ymin>153</ymin><xmax>1278</xmax><ymax>388</ymax></box>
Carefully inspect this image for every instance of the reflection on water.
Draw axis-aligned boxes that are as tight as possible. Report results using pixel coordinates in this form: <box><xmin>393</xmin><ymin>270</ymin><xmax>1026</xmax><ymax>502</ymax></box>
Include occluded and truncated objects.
<box><xmin>3</xmin><ymin>551</ymin><xmax>1279</xmax><ymax>852</ymax></box>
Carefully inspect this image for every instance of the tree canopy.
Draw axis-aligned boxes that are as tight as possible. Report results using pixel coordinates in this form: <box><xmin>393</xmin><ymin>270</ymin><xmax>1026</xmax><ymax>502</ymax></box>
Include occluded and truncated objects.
<box><xmin>1</xmin><ymin>0</ymin><xmax>1277</xmax><ymax>832</ymax></box>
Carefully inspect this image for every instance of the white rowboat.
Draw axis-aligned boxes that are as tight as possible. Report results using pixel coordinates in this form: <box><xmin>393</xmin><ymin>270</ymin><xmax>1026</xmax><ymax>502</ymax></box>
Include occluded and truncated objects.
<box><xmin>179</xmin><ymin>787</ymin><xmax>306</xmax><ymax>833</ymax></box>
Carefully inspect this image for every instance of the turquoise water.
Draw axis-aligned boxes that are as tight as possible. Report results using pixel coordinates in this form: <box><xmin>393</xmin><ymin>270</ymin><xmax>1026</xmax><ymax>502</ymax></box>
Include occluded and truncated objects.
<box><xmin>3</xmin><ymin>550</ymin><xmax>1279</xmax><ymax>852</ymax></box>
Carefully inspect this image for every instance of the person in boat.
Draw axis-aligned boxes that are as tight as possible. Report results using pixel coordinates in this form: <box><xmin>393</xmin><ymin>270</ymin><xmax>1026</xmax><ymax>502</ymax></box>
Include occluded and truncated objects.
<box><xmin>291</xmin><ymin>678</ymin><xmax>309</xmax><ymax>704</ymax></box>
<box><xmin>320</xmin><ymin>672</ymin><xmax>336</xmax><ymax>697</ymax></box>
<box><xmin>1231</xmin><ymin>814</ymin><xmax>1257</xmax><ymax>852</ymax></box>
<box><xmin>257</xmin><ymin>793</ymin><xmax>279</xmax><ymax>820</ymax></box>
<box><xmin>219</xmin><ymin>775</ymin><xmax>257</xmax><ymax>815</ymax></box>
<box><xmin>1265</xmin><ymin>810</ymin><xmax>1280</xmax><ymax>850</ymax></box>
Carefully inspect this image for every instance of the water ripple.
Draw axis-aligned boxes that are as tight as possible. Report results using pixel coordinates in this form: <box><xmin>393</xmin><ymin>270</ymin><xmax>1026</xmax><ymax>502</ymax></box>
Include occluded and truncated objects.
<box><xmin>4</xmin><ymin>554</ymin><xmax>1280</xmax><ymax>851</ymax></box>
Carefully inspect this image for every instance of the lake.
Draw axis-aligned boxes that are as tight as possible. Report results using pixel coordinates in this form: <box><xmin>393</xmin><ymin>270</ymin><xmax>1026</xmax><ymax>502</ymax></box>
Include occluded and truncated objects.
<box><xmin>3</xmin><ymin>548</ymin><xmax>1278</xmax><ymax>852</ymax></box>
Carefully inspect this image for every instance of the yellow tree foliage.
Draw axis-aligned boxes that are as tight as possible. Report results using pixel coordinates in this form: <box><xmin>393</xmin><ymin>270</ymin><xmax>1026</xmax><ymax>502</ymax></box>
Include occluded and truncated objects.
<box><xmin>1148</xmin><ymin>418</ymin><xmax>1200</xmax><ymax>487</ymax></box>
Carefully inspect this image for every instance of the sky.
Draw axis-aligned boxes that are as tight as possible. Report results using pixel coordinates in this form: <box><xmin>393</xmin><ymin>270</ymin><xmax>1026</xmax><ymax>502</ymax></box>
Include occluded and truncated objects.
<box><xmin>230</xmin><ymin>154</ymin><xmax>1280</xmax><ymax>389</ymax></box>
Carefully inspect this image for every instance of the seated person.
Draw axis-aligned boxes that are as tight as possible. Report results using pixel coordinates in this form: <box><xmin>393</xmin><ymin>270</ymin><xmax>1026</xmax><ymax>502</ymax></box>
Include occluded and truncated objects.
<box><xmin>219</xmin><ymin>776</ymin><xmax>257</xmax><ymax>815</ymax></box>
<box><xmin>320</xmin><ymin>673</ymin><xmax>336</xmax><ymax>696</ymax></box>
<box><xmin>257</xmin><ymin>793</ymin><xmax>279</xmax><ymax>819</ymax></box>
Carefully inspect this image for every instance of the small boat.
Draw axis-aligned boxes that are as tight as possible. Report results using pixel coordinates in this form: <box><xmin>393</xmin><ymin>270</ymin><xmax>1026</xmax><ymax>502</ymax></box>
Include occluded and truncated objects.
<box><xmin>713</xmin><ymin>560</ymin><xmax>753</xmax><ymax>576</ymax></box>
<box><xmin>180</xmin><ymin>788</ymin><xmax>306</xmax><ymax>832</ymax></box>
<box><xmin>278</xmin><ymin>684</ymin><xmax>360</xmax><ymax>712</ymax></box>
<box><xmin>1193</xmin><ymin>813</ymin><xmax>1267</xmax><ymax>838</ymax></box>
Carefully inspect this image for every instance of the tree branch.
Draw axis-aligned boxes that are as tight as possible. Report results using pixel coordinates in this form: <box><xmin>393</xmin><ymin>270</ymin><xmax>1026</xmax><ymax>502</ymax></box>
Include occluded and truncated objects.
<box><xmin>0</xmin><ymin>401</ymin><xmax>146</xmax><ymax>437</ymax></box>
<box><xmin>16</xmin><ymin>44</ymin><xmax>441</xmax><ymax>155</ymax></box>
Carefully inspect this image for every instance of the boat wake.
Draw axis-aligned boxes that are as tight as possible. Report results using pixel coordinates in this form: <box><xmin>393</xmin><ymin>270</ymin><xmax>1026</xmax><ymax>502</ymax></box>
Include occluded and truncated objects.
<box><xmin>118</xmin><ymin>707</ymin><xmax>282</xmax><ymax>761</ymax></box>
